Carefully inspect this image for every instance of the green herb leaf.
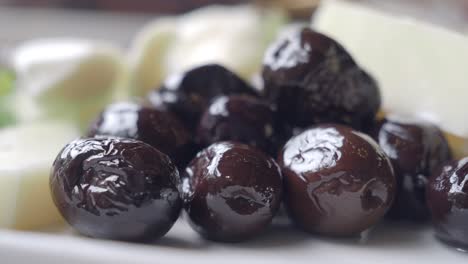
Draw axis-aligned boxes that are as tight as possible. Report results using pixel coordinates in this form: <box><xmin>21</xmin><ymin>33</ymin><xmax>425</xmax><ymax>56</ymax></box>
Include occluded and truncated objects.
<box><xmin>0</xmin><ymin>69</ymin><xmax>14</xmax><ymax>97</ymax></box>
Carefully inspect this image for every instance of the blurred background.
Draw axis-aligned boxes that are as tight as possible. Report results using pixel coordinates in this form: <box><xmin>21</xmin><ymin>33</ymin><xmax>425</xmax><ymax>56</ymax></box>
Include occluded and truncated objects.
<box><xmin>0</xmin><ymin>0</ymin><xmax>467</xmax><ymax>16</ymax></box>
<box><xmin>0</xmin><ymin>0</ymin><xmax>467</xmax><ymax>45</ymax></box>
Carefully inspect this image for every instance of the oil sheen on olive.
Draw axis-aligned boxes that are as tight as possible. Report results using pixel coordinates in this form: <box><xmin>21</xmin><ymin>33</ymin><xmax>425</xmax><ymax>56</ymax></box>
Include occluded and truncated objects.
<box><xmin>279</xmin><ymin>124</ymin><xmax>396</xmax><ymax>236</ymax></box>
<box><xmin>50</xmin><ymin>137</ymin><xmax>182</xmax><ymax>242</ymax></box>
<box><xmin>182</xmin><ymin>141</ymin><xmax>283</xmax><ymax>242</ymax></box>
<box><xmin>262</xmin><ymin>28</ymin><xmax>380</xmax><ymax>131</ymax></box>
<box><xmin>373</xmin><ymin>118</ymin><xmax>452</xmax><ymax>221</ymax></box>
<box><xmin>148</xmin><ymin>64</ymin><xmax>258</xmax><ymax>130</ymax></box>
<box><xmin>87</xmin><ymin>101</ymin><xmax>196</xmax><ymax>169</ymax></box>
<box><xmin>197</xmin><ymin>95</ymin><xmax>282</xmax><ymax>156</ymax></box>
<box><xmin>427</xmin><ymin>158</ymin><xmax>468</xmax><ymax>250</ymax></box>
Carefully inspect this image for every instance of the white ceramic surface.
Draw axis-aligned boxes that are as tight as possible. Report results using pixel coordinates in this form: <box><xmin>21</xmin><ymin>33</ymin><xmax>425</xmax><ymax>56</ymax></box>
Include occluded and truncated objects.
<box><xmin>0</xmin><ymin>219</ymin><xmax>466</xmax><ymax>264</ymax></box>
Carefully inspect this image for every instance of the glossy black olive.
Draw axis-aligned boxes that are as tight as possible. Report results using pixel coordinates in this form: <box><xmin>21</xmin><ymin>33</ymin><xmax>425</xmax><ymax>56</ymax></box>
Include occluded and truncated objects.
<box><xmin>182</xmin><ymin>141</ymin><xmax>283</xmax><ymax>242</ymax></box>
<box><xmin>279</xmin><ymin>124</ymin><xmax>396</xmax><ymax>236</ymax></box>
<box><xmin>148</xmin><ymin>64</ymin><xmax>258</xmax><ymax>130</ymax></box>
<box><xmin>373</xmin><ymin>117</ymin><xmax>452</xmax><ymax>221</ymax></box>
<box><xmin>50</xmin><ymin>137</ymin><xmax>182</xmax><ymax>242</ymax></box>
<box><xmin>262</xmin><ymin>28</ymin><xmax>380</xmax><ymax>131</ymax></box>
<box><xmin>87</xmin><ymin>101</ymin><xmax>196</xmax><ymax>169</ymax></box>
<box><xmin>197</xmin><ymin>95</ymin><xmax>284</xmax><ymax>156</ymax></box>
<box><xmin>427</xmin><ymin>158</ymin><xmax>468</xmax><ymax>250</ymax></box>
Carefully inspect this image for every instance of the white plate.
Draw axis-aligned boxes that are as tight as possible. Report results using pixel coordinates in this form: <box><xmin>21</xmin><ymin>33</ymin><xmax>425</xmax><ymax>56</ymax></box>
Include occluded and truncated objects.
<box><xmin>0</xmin><ymin>219</ymin><xmax>466</xmax><ymax>264</ymax></box>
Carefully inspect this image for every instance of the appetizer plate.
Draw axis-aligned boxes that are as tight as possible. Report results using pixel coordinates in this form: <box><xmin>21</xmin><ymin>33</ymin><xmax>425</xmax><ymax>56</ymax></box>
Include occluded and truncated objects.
<box><xmin>0</xmin><ymin>4</ymin><xmax>466</xmax><ymax>264</ymax></box>
<box><xmin>0</xmin><ymin>219</ymin><xmax>466</xmax><ymax>264</ymax></box>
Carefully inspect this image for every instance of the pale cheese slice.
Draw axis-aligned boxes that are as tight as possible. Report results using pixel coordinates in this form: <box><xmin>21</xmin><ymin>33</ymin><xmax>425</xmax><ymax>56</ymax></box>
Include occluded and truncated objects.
<box><xmin>313</xmin><ymin>0</ymin><xmax>468</xmax><ymax>158</ymax></box>
<box><xmin>128</xmin><ymin>18</ymin><xmax>178</xmax><ymax>97</ymax></box>
<box><xmin>129</xmin><ymin>5</ymin><xmax>286</xmax><ymax>96</ymax></box>
<box><xmin>0</xmin><ymin>121</ymin><xmax>78</xmax><ymax>229</ymax></box>
<box><xmin>11</xmin><ymin>38</ymin><xmax>129</xmax><ymax>130</ymax></box>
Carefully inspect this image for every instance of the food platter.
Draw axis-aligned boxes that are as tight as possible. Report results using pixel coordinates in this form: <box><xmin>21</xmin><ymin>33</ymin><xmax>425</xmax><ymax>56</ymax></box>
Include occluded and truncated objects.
<box><xmin>0</xmin><ymin>1</ymin><xmax>468</xmax><ymax>264</ymax></box>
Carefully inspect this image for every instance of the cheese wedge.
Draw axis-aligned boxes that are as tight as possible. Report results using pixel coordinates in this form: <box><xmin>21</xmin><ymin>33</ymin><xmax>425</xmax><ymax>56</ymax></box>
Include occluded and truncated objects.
<box><xmin>165</xmin><ymin>5</ymin><xmax>285</xmax><ymax>80</ymax></box>
<box><xmin>313</xmin><ymin>0</ymin><xmax>468</xmax><ymax>158</ymax></box>
<box><xmin>11</xmin><ymin>39</ymin><xmax>129</xmax><ymax>130</ymax></box>
<box><xmin>128</xmin><ymin>18</ymin><xmax>178</xmax><ymax>97</ymax></box>
<box><xmin>129</xmin><ymin>5</ymin><xmax>286</xmax><ymax>96</ymax></box>
<box><xmin>0</xmin><ymin>121</ymin><xmax>78</xmax><ymax>230</ymax></box>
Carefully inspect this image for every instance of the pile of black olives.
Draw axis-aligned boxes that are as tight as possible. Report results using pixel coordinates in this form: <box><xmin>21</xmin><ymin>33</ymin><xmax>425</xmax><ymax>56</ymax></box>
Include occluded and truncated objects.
<box><xmin>50</xmin><ymin>27</ymin><xmax>467</xmax><ymax>250</ymax></box>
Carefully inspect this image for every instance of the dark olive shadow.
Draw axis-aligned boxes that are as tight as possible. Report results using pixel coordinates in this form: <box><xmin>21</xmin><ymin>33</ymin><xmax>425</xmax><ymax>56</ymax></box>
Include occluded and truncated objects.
<box><xmin>362</xmin><ymin>221</ymin><xmax>430</xmax><ymax>248</ymax></box>
<box><xmin>60</xmin><ymin>217</ymin><xmax>435</xmax><ymax>250</ymax></box>
<box><xmin>223</xmin><ymin>218</ymin><xmax>311</xmax><ymax>249</ymax></box>
<box><xmin>305</xmin><ymin>221</ymin><xmax>429</xmax><ymax>249</ymax></box>
<box><xmin>247</xmin><ymin>219</ymin><xmax>430</xmax><ymax>250</ymax></box>
<box><xmin>60</xmin><ymin>224</ymin><xmax>209</xmax><ymax>250</ymax></box>
<box><xmin>149</xmin><ymin>220</ymin><xmax>211</xmax><ymax>250</ymax></box>
<box><xmin>435</xmin><ymin>235</ymin><xmax>468</xmax><ymax>254</ymax></box>
<box><xmin>152</xmin><ymin>235</ymin><xmax>210</xmax><ymax>250</ymax></box>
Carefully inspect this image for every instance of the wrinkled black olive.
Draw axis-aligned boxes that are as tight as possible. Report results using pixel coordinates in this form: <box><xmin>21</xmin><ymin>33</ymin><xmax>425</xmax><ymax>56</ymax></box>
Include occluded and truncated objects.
<box><xmin>88</xmin><ymin>101</ymin><xmax>196</xmax><ymax>169</ymax></box>
<box><xmin>148</xmin><ymin>64</ymin><xmax>258</xmax><ymax>130</ymax></box>
<box><xmin>182</xmin><ymin>141</ymin><xmax>283</xmax><ymax>242</ymax></box>
<box><xmin>427</xmin><ymin>158</ymin><xmax>468</xmax><ymax>250</ymax></box>
<box><xmin>373</xmin><ymin>117</ymin><xmax>452</xmax><ymax>221</ymax></box>
<box><xmin>279</xmin><ymin>124</ymin><xmax>396</xmax><ymax>236</ymax></box>
<box><xmin>197</xmin><ymin>95</ymin><xmax>284</xmax><ymax>156</ymax></box>
<box><xmin>50</xmin><ymin>137</ymin><xmax>182</xmax><ymax>242</ymax></box>
<box><xmin>262</xmin><ymin>28</ymin><xmax>380</xmax><ymax>131</ymax></box>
